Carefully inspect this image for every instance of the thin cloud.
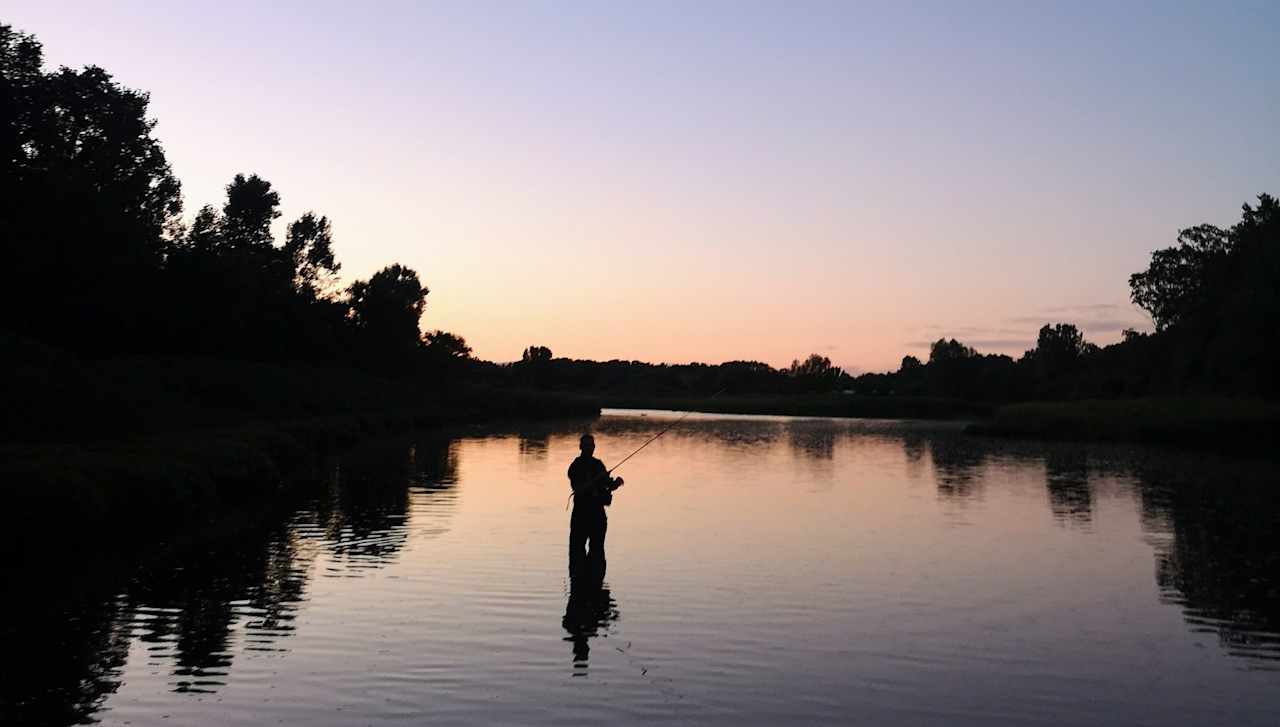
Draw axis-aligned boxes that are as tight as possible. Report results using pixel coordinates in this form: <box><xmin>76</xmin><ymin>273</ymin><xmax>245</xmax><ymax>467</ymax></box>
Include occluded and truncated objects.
<box><xmin>1007</xmin><ymin>315</ymin><xmax>1053</xmax><ymax>325</ymax></box>
<box><xmin>968</xmin><ymin>338</ymin><xmax>1034</xmax><ymax>351</ymax></box>
<box><xmin>1081</xmin><ymin>318</ymin><xmax>1140</xmax><ymax>334</ymax></box>
<box><xmin>1007</xmin><ymin>303</ymin><xmax>1151</xmax><ymax>336</ymax></box>
<box><xmin>920</xmin><ymin>325</ymin><xmax>1028</xmax><ymax>336</ymax></box>
<box><xmin>905</xmin><ymin>338</ymin><xmax>1032</xmax><ymax>352</ymax></box>
<box><xmin>913</xmin><ymin>304</ymin><xmax>1152</xmax><ymax>357</ymax></box>
<box><xmin>1042</xmin><ymin>303</ymin><xmax>1133</xmax><ymax>314</ymax></box>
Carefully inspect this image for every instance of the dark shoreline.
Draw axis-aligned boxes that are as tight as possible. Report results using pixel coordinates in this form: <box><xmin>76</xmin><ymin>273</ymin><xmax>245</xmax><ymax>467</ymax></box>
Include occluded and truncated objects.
<box><xmin>966</xmin><ymin>397</ymin><xmax>1280</xmax><ymax>454</ymax></box>
<box><xmin>598</xmin><ymin>393</ymin><xmax>1279</xmax><ymax>456</ymax></box>
<box><xmin>1</xmin><ymin>391</ymin><xmax>600</xmax><ymax>559</ymax></box>
<box><xmin>8</xmin><ymin>388</ymin><xmax>1276</xmax><ymax>560</ymax></box>
<box><xmin>598</xmin><ymin>393</ymin><xmax>992</xmax><ymax>421</ymax></box>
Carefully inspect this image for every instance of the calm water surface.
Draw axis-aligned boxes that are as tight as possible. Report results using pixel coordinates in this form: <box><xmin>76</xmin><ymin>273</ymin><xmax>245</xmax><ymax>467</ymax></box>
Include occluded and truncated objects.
<box><xmin>5</xmin><ymin>410</ymin><xmax>1280</xmax><ymax>725</ymax></box>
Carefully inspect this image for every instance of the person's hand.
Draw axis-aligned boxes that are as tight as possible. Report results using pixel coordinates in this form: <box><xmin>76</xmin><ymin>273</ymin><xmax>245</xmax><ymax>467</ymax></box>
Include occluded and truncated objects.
<box><xmin>612</xmin><ymin>476</ymin><xmax>624</xmax><ymax>489</ymax></box>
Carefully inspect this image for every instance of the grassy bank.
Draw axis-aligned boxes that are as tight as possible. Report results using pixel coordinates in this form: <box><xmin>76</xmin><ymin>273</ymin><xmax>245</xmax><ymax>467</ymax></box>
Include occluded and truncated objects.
<box><xmin>968</xmin><ymin>397</ymin><xmax>1280</xmax><ymax>453</ymax></box>
<box><xmin>600</xmin><ymin>392</ymin><xmax>1279</xmax><ymax>455</ymax></box>
<box><xmin>1</xmin><ymin>390</ymin><xmax>599</xmax><ymax>558</ymax></box>
<box><xmin>2</xmin><ymin>334</ymin><xmax>597</xmax><ymax>443</ymax></box>
<box><xmin>599</xmin><ymin>393</ymin><xmax>993</xmax><ymax>421</ymax></box>
<box><xmin>1</xmin><ymin>337</ymin><xmax>599</xmax><ymax>552</ymax></box>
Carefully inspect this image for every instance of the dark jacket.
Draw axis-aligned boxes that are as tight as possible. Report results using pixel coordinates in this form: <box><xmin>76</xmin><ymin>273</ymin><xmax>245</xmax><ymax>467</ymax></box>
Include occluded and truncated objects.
<box><xmin>568</xmin><ymin>455</ymin><xmax>612</xmax><ymax>516</ymax></box>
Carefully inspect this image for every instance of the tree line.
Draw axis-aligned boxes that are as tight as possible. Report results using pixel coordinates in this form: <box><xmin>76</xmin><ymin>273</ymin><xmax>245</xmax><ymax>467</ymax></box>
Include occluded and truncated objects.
<box><xmin>2</xmin><ymin>24</ymin><xmax>467</xmax><ymax>378</ymax></box>
<box><xmin>862</xmin><ymin>194</ymin><xmax>1277</xmax><ymax>402</ymax></box>
<box><xmin>4</xmin><ymin>23</ymin><xmax>1275</xmax><ymax>402</ymax></box>
<box><xmin>499</xmin><ymin>192</ymin><xmax>1277</xmax><ymax>402</ymax></box>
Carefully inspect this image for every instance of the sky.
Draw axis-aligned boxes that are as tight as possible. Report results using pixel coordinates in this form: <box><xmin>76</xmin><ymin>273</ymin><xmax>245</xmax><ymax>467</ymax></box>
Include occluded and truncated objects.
<box><xmin>8</xmin><ymin>1</ymin><xmax>1278</xmax><ymax>372</ymax></box>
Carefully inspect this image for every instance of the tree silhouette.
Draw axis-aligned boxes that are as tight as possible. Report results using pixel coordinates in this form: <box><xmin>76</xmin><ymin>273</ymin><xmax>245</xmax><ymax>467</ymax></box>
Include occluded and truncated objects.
<box><xmin>928</xmin><ymin>339</ymin><xmax>977</xmax><ymax>363</ymax></box>
<box><xmin>164</xmin><ymin>174</ymin><xmax>299</xmax><ymax>355</ymax></box>
<box><xmin>522</xmin><ymin>345</ymin><xmax>553</xmax><ymax>364</ymax></box>
<box><xmin>222</xmin><ymin>174</ymin><xmax>280</xmax><ymax>251</ymax></box>
<box><xmin>422</xmin><ymin>330</ymin><xmax>472</xmax><ymax>359</ymax></box>
<box><xmin>283</xmin><ymin>213</ymin><xmax>340</xmax><ymax>297</ymax></box>
<box><xmin>1128</xmin><ymin>194</ymin><xmax>1278</xmax><ymax>395</ymax></box>
<box><xmin>788</xmin><ymin>354</ymin><xmax>835</xmax><ymax>377</ymax></box>
<box><xmin>1129</xmin><ymin>224</ymin><xmax>1231</xmax><ymax>332</ymax></box>
<box><xmin>1036</xmin><ymin>324</ymin><xmax>1087</xmax><ymax>357</ymax></box>
<box><xmin>183</xmin><ymin>205</ymin><xmax>223</xmax><ymax>254</ymax></box>
<box><xmin>1023</xmin><ymin>324</ymin><xmax>1094</xmax><ymax>383</ymax></box>
<box><xmin>420</xmin><ymin>330</ymin><xmax>473</xmax><ymax>379</ymax></box>
<box><xmin>348</xmin><ymin>264</ymin><xmax>428</xmax><ymax>368</ymax></box>
<box><xmin>4</xmin><ymin>24</ymin><xmax>181</xmax><ymax>353</ymax></box>
<box><xmin>787</xmin><ymin>353</ymin><xmax>843</xmax><ymax>393</ymax></box>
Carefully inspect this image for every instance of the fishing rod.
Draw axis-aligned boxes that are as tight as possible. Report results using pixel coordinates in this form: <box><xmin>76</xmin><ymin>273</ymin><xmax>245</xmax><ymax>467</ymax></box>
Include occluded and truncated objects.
<box><xmin>605</xmin><ymin>389</ymin><xmax>726</xmax><ymax>476</ymax></box>
<box><xmin>566</xmin><ymin>389</ymin><xmax>727</xmax><ymax>508</ymax></box>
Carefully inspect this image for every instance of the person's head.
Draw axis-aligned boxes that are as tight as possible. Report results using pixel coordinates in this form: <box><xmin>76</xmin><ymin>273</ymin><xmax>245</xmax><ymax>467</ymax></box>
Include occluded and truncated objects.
<box><xmin>579</xmin><ymin>433</ymin><xmax>595</xmax><ymax>455</ymax></box>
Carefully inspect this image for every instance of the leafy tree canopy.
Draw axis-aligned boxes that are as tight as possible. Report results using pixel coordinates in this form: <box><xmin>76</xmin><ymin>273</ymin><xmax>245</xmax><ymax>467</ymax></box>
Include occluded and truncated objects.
<box><xmin>929</xmin><ymin>339</ymin><xmax>977</xmax><ymax>364</ymax></box>
<box><xmin>423</xmin><ymin>330</ymin><xmax>472</xmax><ymax>359</ymax></box>
<box><xmin>522</xmin><ymin>346</ymin><xmax>553</xmax><ymax>364</ymax></box>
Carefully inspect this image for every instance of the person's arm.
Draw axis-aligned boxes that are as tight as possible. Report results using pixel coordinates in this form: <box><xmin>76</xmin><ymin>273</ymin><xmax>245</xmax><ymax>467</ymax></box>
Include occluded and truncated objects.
<box><xmin>581</xmin><ymin>459</ymin><xmax>608</xmax><ymax>495</ymax></box>
<box><xmin>598</xmin><ymin>460</ymin><xmax>623</xmax><ymax>491</ymax></box>
<box><xmin>569</xmin><ymin>461</ymin><xmax>588</xmax><ymax>495</ymax></box>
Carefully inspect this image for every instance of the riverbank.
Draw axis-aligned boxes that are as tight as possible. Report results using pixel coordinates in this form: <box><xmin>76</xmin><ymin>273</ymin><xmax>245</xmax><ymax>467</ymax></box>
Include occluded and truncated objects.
<box><xmin>1</xmin><ymin>339</ymin><xmax>600</xmax><ymax>554</ymax></box>
<box><xmin>1</xmin><ymin>389</ymin><xmax>599</xmax><ymax>558</ymax></box>
<box><xmin>600</xmin><ymin>393</ymin><xmax>992</xmax><ymax>420</ymax></box>
<box><xmin>600</xmin><ymin>392</ymin><xmax>1279</xmax><ymax>456</ymax></box>
<box><xmin>2</xmin><ymin>334</ymin><xmax>596</xmax><ymax>442</ymax></box>
<box><xmin>968</xmin><ymin>397</ymin><xmax>1280</xmax><ymax>454</ymax></box>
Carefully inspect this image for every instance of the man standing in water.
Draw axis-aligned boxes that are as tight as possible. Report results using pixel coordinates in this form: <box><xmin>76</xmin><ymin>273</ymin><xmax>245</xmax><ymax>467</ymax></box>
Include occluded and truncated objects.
<box><xmin>568</xmin><ymin>434</ymin><xmax>623</xmax><ymax>573</ymax></box>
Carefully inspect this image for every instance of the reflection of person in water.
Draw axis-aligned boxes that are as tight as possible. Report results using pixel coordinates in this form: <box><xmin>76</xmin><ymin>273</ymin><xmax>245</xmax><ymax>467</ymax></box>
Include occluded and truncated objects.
<box><xmin>562</xmin><ymin>557</ymin><xmax>618</xmax><ymax>670</ymax></box>
<box><xmin>567</xmin><ymin>434</ymin><xmax>623</xmax><ymax>573</ymax></box>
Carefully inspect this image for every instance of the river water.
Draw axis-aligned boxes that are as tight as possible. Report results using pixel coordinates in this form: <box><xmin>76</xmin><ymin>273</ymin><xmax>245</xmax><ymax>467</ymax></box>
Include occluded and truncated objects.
<box><xmin>5</xmin><ymin>410</ymin><xmax>1280</xmax><ymax>725</ymax></box>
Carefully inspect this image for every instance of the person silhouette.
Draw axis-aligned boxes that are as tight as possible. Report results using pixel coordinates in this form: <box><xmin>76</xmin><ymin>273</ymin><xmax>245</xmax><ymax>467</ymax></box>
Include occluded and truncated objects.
<box><xmin>567</xmin><ymin>433</ymin><xmax>623</xmax><ymax>574</ymax></box>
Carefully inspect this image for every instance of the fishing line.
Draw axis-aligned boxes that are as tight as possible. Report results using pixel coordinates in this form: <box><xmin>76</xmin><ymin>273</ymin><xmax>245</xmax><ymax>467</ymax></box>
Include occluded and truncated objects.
<box><xmin>564</xmin><ymin>394</ymin><xmax>727</xmax><ymax>708</ymax></box>
<box><xmin>614</xmin><ymin>639</ymin><xmax>690</xmax><ymax>705</ymax></box>
<box><xmin>595</xmin><ymin>396</ymin><xmax>728</xmax><ymax>707</ymax></box>
<box><xmin>606</xmin><ymin>389</ymin><xmax>726</xmax><ymax>476</ymax></box>
<box><xmin>565</xmin><ymin>390</ymin><xmax>727</xmax><ymax>509</ymax></box>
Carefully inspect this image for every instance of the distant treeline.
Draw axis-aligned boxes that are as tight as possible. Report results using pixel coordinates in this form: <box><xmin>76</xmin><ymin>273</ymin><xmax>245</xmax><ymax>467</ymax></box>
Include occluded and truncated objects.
<box><xmin>3</xmin><ymin>23</ymin><xmax>1276</xmax><ymax>407</ymax></box>
<box><xmin>488</xmin><ymin>190</ymin><xmax>1278</xmax><ymax>403</ymax></box>
<box><xmin>862</xmin><ymin>194</ymin><xmax>1278</xmax><ymax>402</ymax></box>
<box><xmin>486</xmin><ymin>133</ymin><xmax>1278</xmax><ymax>404</ymax></box>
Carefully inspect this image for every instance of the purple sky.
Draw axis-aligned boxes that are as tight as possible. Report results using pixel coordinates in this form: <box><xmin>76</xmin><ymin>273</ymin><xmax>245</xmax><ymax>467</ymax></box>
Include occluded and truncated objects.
<box><xmin>8</xmin><ymin>2</ymin><xmax>1278</xmax><ymax>370</ymax></box>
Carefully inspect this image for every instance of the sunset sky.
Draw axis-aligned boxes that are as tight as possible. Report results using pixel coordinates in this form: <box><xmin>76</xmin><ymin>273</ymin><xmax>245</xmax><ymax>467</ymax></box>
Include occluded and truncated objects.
<box><xmin>10</xmin><ymin>2</ymin><xmax>1277</xmax><ymax>372</ymax></box>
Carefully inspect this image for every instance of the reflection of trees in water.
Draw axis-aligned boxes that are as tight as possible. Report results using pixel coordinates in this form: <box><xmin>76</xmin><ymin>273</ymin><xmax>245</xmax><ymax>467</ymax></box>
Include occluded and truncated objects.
<box><xmin>302</xmin><ymin>435</ymin><xmax>459</xmax><ymax>564</ymax></box>
<box><xmin>1044</xmin><ymin>449</ymin><xmax>1093</xmax><ymax>526</ymax></box>
<box><xmin>928</xmin><ymin>438</ymin><xmax>986</xmax><ymax>500</ymax></box>
<box><xmin>0</xmin><ymin>585</ymin><xmax>132</xmax><ymax>726</ymax></box>
<box><xmin>407</xmin><ymin>437</ymin><xmax>461</xmax><ymax>540</ymax></box>
<box><xmin>901</xmin><ymin>430</ymin><xmax>928</xmax><ymax>480</ymax></box>
<box><xmin>3</xmin><ymin>522</ymin><xmax>313</xmax><ymax>724</ymax></box>
<box><xmin>787</xmin><ymin>420</ymin><xmax>837</xmax><ymax>461</ymax></box>
<box><xmin>0</xmin><ymin>520</ymin><xmax>319</xmax><ymax>723</ymax></box>
<box><xmin>306</xmin><ymin>437</ymin><xmax>413</xmax><ymax>565</ymax></box>
<box><xmin>591</xmin><ymin>416</ymin><xmax>785</xmax><ymax>453</ymax></box>
<box><xmin>1136</xmin><ymin>458</ymin><xmax>1280</xmax><ymax>667</ymax></box>
<box><xmin>413</xmin><ymin>436</ymin><xmax>460</xmax><ymax>486</ymax></box>
<box><xmin>1</xmin><ymin>433</ymin><xmax>466</xmax><ymax>724</ymax></box>
<box><xmin>126</xmin><ymin>522</ymin><xmax>314</xmax><ymax>692</ymax></box>
<box><xmin>518</xmin><ymin>428</ymin><xmax>551</xmax><ymax>462</ymax></box>
<box><xmin>786</xmin><ymin>420</ymin><xmax>838</xmax><ymax>486</ymax></box>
